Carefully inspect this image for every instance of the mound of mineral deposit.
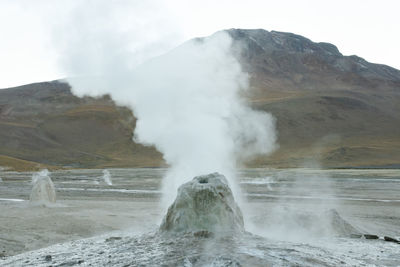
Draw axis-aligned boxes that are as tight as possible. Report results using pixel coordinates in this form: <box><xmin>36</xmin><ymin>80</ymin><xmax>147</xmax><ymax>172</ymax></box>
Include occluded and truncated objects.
<box><xmin>160</xmin><ymin>172</ymin><xmax>244</xmax><ymax>234</ymax></box>
<box><xmin>30</xmin><ymin>169</ymin><xmax>56</xmax><ymax>204</ymax></box>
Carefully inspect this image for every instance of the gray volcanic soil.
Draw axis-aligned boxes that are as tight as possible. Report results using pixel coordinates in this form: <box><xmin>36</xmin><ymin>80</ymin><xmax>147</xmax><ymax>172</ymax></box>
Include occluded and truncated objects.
<box><xmin>1</xmin><ymin>168</ymin><xmax>400</xmax><ymax>266</ymax></box>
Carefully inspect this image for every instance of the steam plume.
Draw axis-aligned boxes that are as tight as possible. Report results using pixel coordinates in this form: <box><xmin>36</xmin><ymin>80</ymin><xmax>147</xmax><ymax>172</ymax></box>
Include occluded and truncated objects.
<box><xmin>102</xmin><ymin>169</ymin><xmax>112</xmax><ymax>185</ymax></box>
<box><xmin>56</xmin><ymin>3</ymin><xmax>277</xmax><ymax>204</ymax></box>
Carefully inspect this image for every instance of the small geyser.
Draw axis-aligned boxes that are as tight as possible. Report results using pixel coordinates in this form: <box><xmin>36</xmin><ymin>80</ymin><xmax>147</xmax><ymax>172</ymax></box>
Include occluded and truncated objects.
<box><xmin>160</xmin><ymin>172</ymin><xmax>244</xmax><ymax>235</ymax></box>
<box><xmin>30</xmin><ymin>169</ymin><xmax>56</xmax><ymax>204</ymax></box>
<box><xmin>102</xmin><ymin>169</ymin><xmax>112</xmax><ymax>185</ymax></box>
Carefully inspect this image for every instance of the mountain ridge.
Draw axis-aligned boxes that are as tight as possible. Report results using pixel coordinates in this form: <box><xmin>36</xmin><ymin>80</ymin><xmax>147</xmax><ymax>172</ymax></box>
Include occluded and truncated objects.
<box><xmin>1</xmin><ymin>29</ymin><xmax>399</xmax><ymax>170</ymax></box>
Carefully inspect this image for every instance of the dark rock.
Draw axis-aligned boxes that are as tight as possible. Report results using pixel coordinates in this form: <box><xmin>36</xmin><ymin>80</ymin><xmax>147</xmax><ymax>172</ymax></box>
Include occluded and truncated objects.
<box><xmin>105</xmin><ymin>236</ymin><xmax>122</xmax><ymax>242</ymax></box>
<box><xmin>193</xmin><ymin>230</ymin><xmax>215</xmax><ymax>238</ymax></box>
<box><xmin>58</xmin><ymin>260</ymin><xmax>81</xmax><ymax>266</ymax></box>
<box><xmin>384</xmin><ymin>236</ymin><xmax>399</xmax><ymax>243</ymax></box>
<box><xmin>364</xmin><ymin>234</ymin><xmax>379</xmax><ymax>239</ymax></box>
<box><xmin>44</xmin><ymin>255</ymin><xmax>52</xmax><ymax>261</ymax></box>
<box><xmin>211</xmin><ymin>256</ymin><xmax>242</xmax><ymax>267</ymax></box>
<box><xmin>350</xmin><ymin>234</ymin><xmax>362</xmax><ymax>238</ymax></box>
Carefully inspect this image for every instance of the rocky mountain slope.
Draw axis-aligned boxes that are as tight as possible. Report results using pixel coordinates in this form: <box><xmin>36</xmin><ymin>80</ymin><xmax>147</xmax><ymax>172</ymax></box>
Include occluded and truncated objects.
<box><xmin>1</xmin><ymin>29</ymin><xmax>399</xmax><ymax>170</ymax></box>
<box><xmin>227</xmin><ymin>29</ymin><xmax>400</xmax><ymax>168</ymax></box>
<box><xmin>0</xmin><ymin>82</ymin><xmax>163</xmax><ymax>170</ymax></box>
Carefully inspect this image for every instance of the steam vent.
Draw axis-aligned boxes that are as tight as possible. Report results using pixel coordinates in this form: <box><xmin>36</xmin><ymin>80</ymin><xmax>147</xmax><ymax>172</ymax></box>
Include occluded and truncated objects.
<box><xmin>30</xmin><ymin>172</ymin><xmax>56</xmax><ymax>204</ymax></box>
<box><xmin>160</xmin><ymin>172</ymin><xmax>244</xmax><ymax>234</ymax></box>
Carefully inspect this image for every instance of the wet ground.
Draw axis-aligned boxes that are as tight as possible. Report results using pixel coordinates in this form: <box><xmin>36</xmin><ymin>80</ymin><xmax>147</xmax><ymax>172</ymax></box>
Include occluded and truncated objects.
<box><xmin>0</xmin><ymin>168</ymin><xmax>400</xmax><ymax>266</ymax></box>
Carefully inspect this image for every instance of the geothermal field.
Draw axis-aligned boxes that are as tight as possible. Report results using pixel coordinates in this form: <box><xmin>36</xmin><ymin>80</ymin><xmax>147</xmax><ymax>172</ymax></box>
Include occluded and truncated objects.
<box><xmin>1</xmin><ymin>168</ymin><xmax>399</xmax><ymax>266</ymax></box>
<box><xmin>1</xmin><ymin>1</ymin><xmax>400</xmax><ymax>267</ymax></box>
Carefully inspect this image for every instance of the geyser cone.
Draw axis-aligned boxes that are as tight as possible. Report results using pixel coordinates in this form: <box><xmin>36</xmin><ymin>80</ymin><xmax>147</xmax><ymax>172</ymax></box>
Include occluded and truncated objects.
<box><xmin>30</xmin><ymin>170</ymin><xmax>56</xmax><ymax>204</ymax></box>
<box><xmin>160</xmin><ymin>172</ymin><xmax>244</xmax><ymax>234</ymax></box>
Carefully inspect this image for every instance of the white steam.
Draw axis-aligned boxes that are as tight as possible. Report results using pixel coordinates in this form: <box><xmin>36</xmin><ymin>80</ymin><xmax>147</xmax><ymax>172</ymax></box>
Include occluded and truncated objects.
<box><xmin>55</xmin><ymin>3</ymin><xmax>277</xmax><ymax>205</ymax></box>
<box><xmin>30</xmin><ymin>169</ymin><xmax>56</xmax><ymax>205</ymax></box>
<box><xmin>102</xmin><ymin>169</ymin><xmax>112</xmax><ymax>186</ymax></box>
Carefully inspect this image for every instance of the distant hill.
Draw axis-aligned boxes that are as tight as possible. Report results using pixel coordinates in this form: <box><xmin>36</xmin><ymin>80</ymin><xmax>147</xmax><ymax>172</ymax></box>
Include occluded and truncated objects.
<box><xmin>225</xmin><ymin>29</ymin><xmax>400</xmax><ymax>168</ymax></box>
<box><xmin>1</xmin><ymin>29</ymin><xmax>399</xmax><ymax>170</ymax></box>
<box><xmin>0</xmin><ymin>82</ymin><xmax>163</xmax><ymax>170</ymax></box>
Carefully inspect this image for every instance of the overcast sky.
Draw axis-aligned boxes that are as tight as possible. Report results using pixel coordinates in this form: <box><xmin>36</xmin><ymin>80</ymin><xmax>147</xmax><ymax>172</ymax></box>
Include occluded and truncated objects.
<box><xmin>0</xmin><ymin>0</ymin><xmax>399</xmax><ymax>88</ymax></box>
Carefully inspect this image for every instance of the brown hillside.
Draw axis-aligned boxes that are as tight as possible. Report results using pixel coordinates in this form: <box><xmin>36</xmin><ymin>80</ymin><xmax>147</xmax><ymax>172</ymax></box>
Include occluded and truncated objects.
<box><xmin>0</xmin><ymin>29</ymin><xmax>399</xmax><ymax>170</ymax></box>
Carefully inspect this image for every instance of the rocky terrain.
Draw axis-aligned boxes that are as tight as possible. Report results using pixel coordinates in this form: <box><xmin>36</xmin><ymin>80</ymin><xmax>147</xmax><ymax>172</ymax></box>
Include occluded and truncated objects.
<box><xmin>1</xmin><ymin>168</ymin><xmax>400</xmax><ymax>265</ymax></box>
<box><xmin>1</xmin><ymin>29</ymin><xmax>400</xmax><ymax>170</ymax></box>
<box><xmin>226</xmin><ymin>29</ymin><xmax>400</xmax><ymax>168</ymax></box>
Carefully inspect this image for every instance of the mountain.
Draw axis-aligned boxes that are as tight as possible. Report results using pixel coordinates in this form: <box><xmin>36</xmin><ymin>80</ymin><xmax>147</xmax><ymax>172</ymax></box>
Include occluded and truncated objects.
<box><xmin>0</xmin><ymin>82</ymin><xmax>163</xmax><ymax>170</ymax></box>
<box><xmin>226</xmin><ymin>29</ymin><xmax>400</xmax><ymax>167</ymax></box>
<box><xmin>1</xmin><ymin>29</ymin><xmax>399</xmax><ymax>170</ymax></box>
